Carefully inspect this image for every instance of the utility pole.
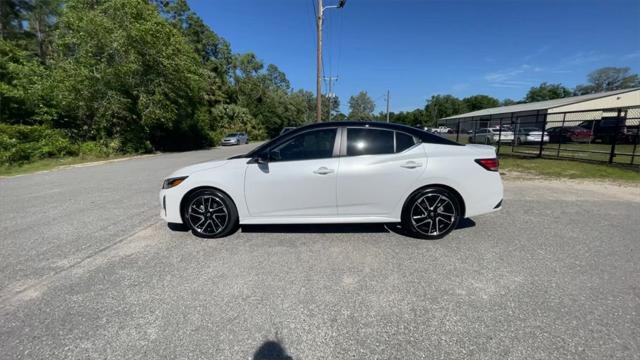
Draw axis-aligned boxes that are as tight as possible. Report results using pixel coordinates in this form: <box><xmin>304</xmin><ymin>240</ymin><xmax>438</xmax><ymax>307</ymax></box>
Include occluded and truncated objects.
<box><xmin>316</xmin><ymin>0</ymin><xmax>346</xmax><ymax>122</ymax></box>
<box><xmin>316</xmin><ymin>0</ymin><xmax>323</xmax><ymax>122</ymax></box>
<box><xmin>324</xmin><ymin>76</ymin><xmax>338</xmax><ymax>121</ymax></box>
<box><xmin>385</xmin><ymin>90</ymin><xmax>390</xmax><ymax>123</ymax></box>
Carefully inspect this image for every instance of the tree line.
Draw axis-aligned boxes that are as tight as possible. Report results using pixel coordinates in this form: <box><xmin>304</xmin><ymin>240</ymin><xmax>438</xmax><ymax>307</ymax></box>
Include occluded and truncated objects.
<box><xmin>0</xmin><ymin>0</ymin><xmax>638</xmax><ymax>167</ymax></box>
<box><xmin>0</xmin><ymin>0</ymin><xmax>334</xmax><ymax>165</ymax></box>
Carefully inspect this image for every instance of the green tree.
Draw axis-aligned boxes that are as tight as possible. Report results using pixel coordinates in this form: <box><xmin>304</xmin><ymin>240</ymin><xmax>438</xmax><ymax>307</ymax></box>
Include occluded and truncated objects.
<box><xmin>322</xmin><ymin>94</ymin><xmax>340</xmax><ymax>121</ymax></box>
<box><xmin>208</xmin><ymin>104</ymin><xmax>265</xmax><ymax>141</ymax></box>
<box><xmin>50</xmin><ymin>0</ymin><xmax>210</xmax><ymax>151</ymax></box>
<box><xmin>0</xmin><ymin>0</ymin><xmax>27</xmax><ymax>40</ymax></box>
<box><xmin>425</xmin><ymin>95</ymin><xmax>467</xmax><ymax>123</ymax></box>
<box><xmin>525</xmin><ymin>82</ymin><xmax>572</xmax><ymax>102</ymax></box>
<box><xmin>26</xmin><ymin>0</ymin><xmax>62</xmax><ymax>62</ymax></box>
<box><xmin>574</xmin><ymin>67</ymin><xmax>640</xmax><ymax>95</ymax></box>
<box><xmin>0</xmin><ymin>38</ymin><xmax>47</xmax><ymax>124</ymax></box>
<box><xmin>348</xmin><ymin>91</ymin><xmax>375</xmax><ymax>120</ymax></box>
<box><xmin>462</xmin><ymin>95</ymin><xmax>499</xmax><ymax>111</ymax></box>
<box><xmin>501</xmin><ymin>98</ymin><xmax>517</xmax><ymax>106</ymax></box>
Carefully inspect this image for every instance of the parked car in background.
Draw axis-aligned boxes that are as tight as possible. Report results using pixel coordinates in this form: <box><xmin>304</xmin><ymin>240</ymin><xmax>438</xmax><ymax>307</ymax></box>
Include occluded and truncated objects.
<box><xmin>579</xmin><ymin>117</ymin><xmax>633</xmax><ymax>144</ymax></box>
<box><xmin>515</xmin><ymin>128</ymin><xmax>549</xmax><ymax>145</ymax></box>
<box><xmin>160</xmin><ymin>121</ymin><xmax>503</xmax><ymax>240</ymax></box>
<box><xmin>280</xmin><ymin>127</ymin><xmax>296</xmax><ymax>135</ymax></box>
<box><xmin>468</xmin><ymin>128</ymin><xmax>514</xmax><ymax>144</ymax></box>
<box><xmin>221</xmin><ymin>132</ymin><xmax>248</xmax><ymax>146</ymax></box>
<box><xmin>546</xmin><ymin>126</ymin><xmax>592</xmax><ymax>143</ymax></box>
<box><xmin>426</xmin><ymin>126</ymin><xmax>453</xmax><ymax>134</ymax></box>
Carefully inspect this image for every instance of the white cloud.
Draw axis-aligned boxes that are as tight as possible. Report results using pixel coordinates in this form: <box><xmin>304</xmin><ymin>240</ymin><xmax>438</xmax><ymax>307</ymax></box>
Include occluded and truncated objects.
<box><xmin>622</xmin><ymin>51</ymin><xmax>640</xmax><ymax>60</ymax></box>
<box><xmin>484</xmin><ymin>64</ymin><xmax>539</xmax><ymax>88</ymax></box>
<box><xmin>562</xmin><ymin>51</ymin><xmax>609</xmax><ymax>65</ymax></box>
<box><xmin>523</xmin><ymin>45</ymin><xmax>550</xmax><ymax>61</ymax></box>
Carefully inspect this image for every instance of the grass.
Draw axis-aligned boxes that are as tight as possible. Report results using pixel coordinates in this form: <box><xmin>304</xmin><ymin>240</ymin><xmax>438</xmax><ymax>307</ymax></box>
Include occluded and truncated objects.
<box><xmin>499</xmin><ymin>155</ymin><xmax>640</xmax><ymax>183</ymax></box>
<box><xmin>0</xmin><ymin>154</ymin><xmax>138</xmax><ymax>177</ymax></box>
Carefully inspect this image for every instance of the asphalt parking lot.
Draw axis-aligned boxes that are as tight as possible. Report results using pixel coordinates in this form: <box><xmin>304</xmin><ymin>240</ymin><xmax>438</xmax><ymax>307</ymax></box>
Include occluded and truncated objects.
<box><xmin>1</xmin><ymin>143</ymin><xmax>639</xmax><ymax>359</ymax></box>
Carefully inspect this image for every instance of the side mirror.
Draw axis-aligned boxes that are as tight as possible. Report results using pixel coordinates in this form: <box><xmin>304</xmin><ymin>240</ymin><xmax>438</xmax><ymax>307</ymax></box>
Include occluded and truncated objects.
<box><xmin>254</xmin><ymin>152</ymin><xmax>269</xmax><ymax>164</ymax></box>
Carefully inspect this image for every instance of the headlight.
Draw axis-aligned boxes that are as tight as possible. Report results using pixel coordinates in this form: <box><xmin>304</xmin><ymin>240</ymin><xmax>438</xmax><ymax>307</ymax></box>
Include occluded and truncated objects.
<box><xmin>162</xmin><ymin>176</ymin><xmax>188</xmax><ymax>189</ymax></box>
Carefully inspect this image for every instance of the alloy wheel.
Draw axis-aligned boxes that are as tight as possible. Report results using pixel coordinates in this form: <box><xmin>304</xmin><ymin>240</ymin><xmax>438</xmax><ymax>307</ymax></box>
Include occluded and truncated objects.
<box><xmin>187</xmin><ymin>195</ymin><xmax>229</xmax><ymax>236</ymax></box>
<box><xmin>410</xmin><ymin>193</ymin><xmax>456</xmax><ymax>236</ymax></box>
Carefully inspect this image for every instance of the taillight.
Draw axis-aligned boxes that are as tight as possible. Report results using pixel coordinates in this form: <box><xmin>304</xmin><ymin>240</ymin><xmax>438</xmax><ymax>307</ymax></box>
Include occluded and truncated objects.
<box><xmin>475</xmin><ymin>158</ymin><xmax>499</xmax><ymax>171</ymax></box>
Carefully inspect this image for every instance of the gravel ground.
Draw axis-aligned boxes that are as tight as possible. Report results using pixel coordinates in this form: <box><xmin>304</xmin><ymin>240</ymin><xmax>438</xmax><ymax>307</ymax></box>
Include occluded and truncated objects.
<box><xmin>1</xmin><ymin>144</ymin><xmax>639</xmax><ymax>359</ymax></box>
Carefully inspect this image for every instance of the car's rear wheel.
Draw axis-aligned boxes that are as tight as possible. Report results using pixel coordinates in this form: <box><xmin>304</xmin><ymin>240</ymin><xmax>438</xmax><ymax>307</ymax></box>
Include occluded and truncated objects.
<box><xmin>402</xmin><ymin>187</ymin><xmax>460</xmax><ymax>240</ymax></box>
<box><xmin>183</xmin><ymin>189</ymin><xmax>238</xmax><ymax>238</ymax></box>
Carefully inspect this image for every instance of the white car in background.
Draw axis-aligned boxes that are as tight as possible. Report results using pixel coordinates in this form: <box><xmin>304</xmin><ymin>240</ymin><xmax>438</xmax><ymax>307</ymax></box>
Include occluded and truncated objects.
<box><xmin>221</xmin><ymin>132</ymin><xmax>248</xmax><ymax>146</ymax></box>
<box><xmin>515</xmin><ymin>127</ymin><xmax>549</xmax><ymax>145</ymax></box>
<box><xmin>469</xmin><ymin>128</ymin><xmax>514</xmax><ymax>144</ymax></box>
<box><xmin>160</xmin><ymin>121</ymin><xmax>503</xmax><ymax>240</ymax></box>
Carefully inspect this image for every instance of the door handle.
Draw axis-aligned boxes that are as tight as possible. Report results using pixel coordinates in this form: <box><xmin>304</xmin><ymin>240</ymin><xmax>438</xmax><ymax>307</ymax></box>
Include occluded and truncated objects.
<box><xmin>400</xmin><ymin>161</ymin><xmax>422</xmax><ymax>169</ymax></box>
<box><xmin>313</xmin><ymin>167</ymin><xmax>335</xmax><ymax>175</ymax></box>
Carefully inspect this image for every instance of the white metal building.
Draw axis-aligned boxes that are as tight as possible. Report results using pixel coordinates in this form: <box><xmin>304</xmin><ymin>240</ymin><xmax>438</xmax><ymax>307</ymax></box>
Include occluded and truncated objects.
<box><xmin>438</xmin><ymin>88</ymin><xmax>640</xmax><ymax>131</ymax></box>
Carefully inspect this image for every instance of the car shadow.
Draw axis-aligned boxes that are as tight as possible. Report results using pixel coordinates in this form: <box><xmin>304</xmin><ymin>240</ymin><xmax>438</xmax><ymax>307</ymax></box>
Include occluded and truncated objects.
<box><xmin>168</xmin><ymin>219</ymin><xmax>476</xmax><ymax>239</ymax></box>
<box><xmin>240</xmin><ymin>218</ymin><xmax>476</xmax><ymax>238</ymax></box>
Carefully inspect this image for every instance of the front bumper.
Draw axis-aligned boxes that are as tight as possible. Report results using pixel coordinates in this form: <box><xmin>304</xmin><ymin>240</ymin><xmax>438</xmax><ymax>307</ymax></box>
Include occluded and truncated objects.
<box><xmin>159</xmin><ymin>188</ymin><xmax>183</xmax><ymax>223</ymax></box>
<box><xmin>221</xmin><ymin>139</ymin><xmax>238</xmax><ymax>145</ymax></box>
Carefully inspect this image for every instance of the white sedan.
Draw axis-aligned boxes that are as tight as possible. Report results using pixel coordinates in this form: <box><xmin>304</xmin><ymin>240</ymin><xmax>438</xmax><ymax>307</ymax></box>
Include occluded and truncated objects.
<box><xmin>515</xmin><ymin>128</ymin><xmax>549</xmax><ymax>144</ymax></box>
<box><xmin>160</xmin><ymin>122</ymin><xmax>503</xmax><ymax>240</ymax></box>
<box><xmin>469</xmin><ymin>128</ymin><xmax>514</xmax><ymax>144</ymax></box>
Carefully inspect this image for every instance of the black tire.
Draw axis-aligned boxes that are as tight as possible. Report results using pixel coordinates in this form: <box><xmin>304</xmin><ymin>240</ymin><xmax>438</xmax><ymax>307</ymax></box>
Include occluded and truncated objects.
<box><xmin>182</xmin><ymin>188</ymin><xmax>239</xmax><ymax>238</ymax></box>
<box><xmin>401</xmin><ymin>187</ymin><xmax>461</xmax><ymax>240</ymax></box>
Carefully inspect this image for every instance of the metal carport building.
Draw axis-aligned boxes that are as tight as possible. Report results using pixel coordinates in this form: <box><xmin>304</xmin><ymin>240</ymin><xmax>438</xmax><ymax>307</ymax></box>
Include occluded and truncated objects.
<box><xmin>438</xmin><ymin>88</ymin><xmax>640</xmax><ymax>134</ymax></box>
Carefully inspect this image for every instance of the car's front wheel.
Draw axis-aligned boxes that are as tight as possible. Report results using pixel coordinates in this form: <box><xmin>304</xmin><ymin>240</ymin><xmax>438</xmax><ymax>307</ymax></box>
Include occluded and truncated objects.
<box><xmin>182</xmin><ymin>189</ymin><xmax>239</xmax><ymax>238</ymax></box>
<box><xmin>402</xmin><ymin>187</ymin><xmax>460</xmax><ymax>240</ymax></box>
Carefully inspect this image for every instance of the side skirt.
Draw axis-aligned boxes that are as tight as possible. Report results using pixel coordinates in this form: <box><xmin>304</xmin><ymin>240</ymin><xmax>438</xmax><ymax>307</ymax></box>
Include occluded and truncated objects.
<box><xmin>240</xmin><ymin>216</ymin><xmax>399</xmax><ymax>225</ymax></box>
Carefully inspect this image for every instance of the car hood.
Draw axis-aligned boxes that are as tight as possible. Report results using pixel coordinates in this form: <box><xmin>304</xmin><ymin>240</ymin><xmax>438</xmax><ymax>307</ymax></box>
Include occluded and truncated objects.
<box><xmin>167</xmin><ymin>160</ymin><xmax>228</xmax><ymax>178</ymax></box>
<box><xmin>222</xmin><ymin>137</ymin><xmax>237</xmax><ymax>141</ymax></box>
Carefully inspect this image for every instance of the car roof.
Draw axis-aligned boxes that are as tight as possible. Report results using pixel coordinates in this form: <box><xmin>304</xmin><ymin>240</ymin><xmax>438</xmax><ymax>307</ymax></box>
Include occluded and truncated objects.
<box><xmin>246</xmin><ymin>121</ymin><xmax>462</xmax><ymax>157</ymax></box>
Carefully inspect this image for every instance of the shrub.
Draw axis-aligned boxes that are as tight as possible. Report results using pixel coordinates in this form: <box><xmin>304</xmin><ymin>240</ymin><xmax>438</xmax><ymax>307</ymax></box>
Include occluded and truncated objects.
<box><xmin>0</xmin><ymin>124</ymin><xmax>79</xmax><ymax>165</ymax></box>
<box><xmin>209</xmin><ymin>104</ymin><xmax>267</xmax><ymax>142</ymax></box>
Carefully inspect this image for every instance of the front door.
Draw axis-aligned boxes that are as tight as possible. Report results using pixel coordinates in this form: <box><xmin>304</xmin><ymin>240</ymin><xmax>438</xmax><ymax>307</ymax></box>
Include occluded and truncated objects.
<box><xmin>244</xmin><ymin>128</ymin><xmax>339</xmax><ymax>218</ymax></box>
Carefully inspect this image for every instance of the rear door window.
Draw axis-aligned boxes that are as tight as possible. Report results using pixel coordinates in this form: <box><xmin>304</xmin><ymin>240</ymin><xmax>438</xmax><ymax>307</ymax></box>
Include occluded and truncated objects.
<box><xmin>346</xmin><ymin>128</ymin><xmax>395</xmax><ymax>156</ymax></box>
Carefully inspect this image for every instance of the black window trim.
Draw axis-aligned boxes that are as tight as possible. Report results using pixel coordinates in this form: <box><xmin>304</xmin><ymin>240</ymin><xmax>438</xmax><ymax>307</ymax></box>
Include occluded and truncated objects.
<box><xmin>394</xmin><ymin>130</ymin><xmax>420</xmax><ymax>154</ymax></box>
<box><xmin>340</xmin><ymin>126</ymin><xmax>421</xmax><ymax>157</ymax></box>
<box><xmin>254</xmin><ymin>126</ymin><xmax>341</xmax><ymax>163</ymax></box>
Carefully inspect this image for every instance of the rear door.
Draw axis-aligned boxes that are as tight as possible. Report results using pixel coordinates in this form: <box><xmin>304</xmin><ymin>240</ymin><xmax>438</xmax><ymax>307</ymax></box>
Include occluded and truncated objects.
<box><xmin>337</xmin><ymin>127</ymin><xmax>426</xmax><ymax>217</ymax></box>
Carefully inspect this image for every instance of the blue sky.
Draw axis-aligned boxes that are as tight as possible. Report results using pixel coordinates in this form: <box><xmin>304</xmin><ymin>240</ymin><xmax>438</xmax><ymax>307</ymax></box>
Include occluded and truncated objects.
<box><xmin>190</xmin><ymin>0</ymin><xmax>640</xmax><ymax>113</ymax></box>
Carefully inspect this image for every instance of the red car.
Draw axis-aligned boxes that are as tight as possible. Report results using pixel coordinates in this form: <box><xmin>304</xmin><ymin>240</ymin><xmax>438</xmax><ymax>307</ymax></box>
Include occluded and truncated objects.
<box><xmin>546</xmin><ymin>126</ymin><xmax>592</xmax><ymax>143</ymax></box>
